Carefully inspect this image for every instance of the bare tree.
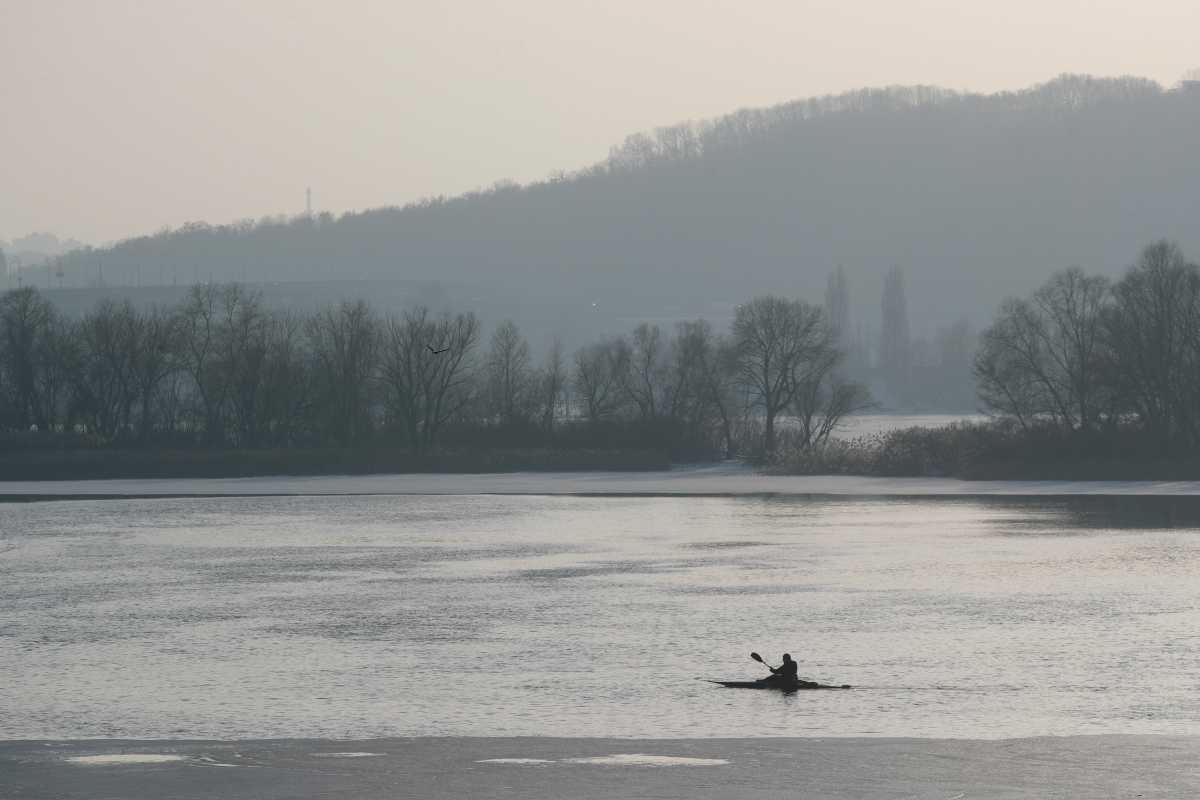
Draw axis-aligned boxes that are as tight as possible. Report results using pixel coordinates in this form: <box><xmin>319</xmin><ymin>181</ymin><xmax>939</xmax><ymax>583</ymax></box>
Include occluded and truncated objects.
<box><xmin>128</xmin><ymin>307</ymin><xmax>180</xmax><ymax>441</ymax></box>
<box><xmin>307</xmin><ymin>300</ymin><xmax>380</xmax><ymax>446</ymax></box>
<box><xmin>625</xmin><ymin>323</ymin><xmax>669</xmax><ymax>421</ymax></box>
<box><xmin>35</xmin><ymin>314</ymin><xmax>79</xmax><ymax>432</ymax></box>
<box><xmin>256</xmin><ymin>312</ymin><xmax>310</xmax><ymax>446</ymax></box>
<box><xmin>573</xmin><ymin>337</ymin><xmax>630</xmax><ymax>423</ymax></box>
<box><xmin>379</xmin><ymin>306</ymin><xmax>479</xmax><ymax>450</ymax></box>
<box><xmin>732</xmin><ymin>295</ymin><xmax>827</xmax><ymax>455</ymax></box>
<box><xmin>0</xmin><ymin>287</ymin><xmax>60</xmax><ymax>430</ymax></box>
<box><xmin>485</xmin><ymin>320</ymin><xmax>532</xmax><ymax>424</ymax></box>
<box><xmin>176</xmin><ymin>283</ymin><xmax>228</xmax><ymax>442</ymax></box>
<box><xmin>220</xmin><ymin>288</ymin><xmax>267</xmax><ymax>445</ymax></box>
<box><xmin>75</xmin><ymin>301</ymin><xmax>140</xmax><ymax>440</ymax></box>
<box><xmin>533</xmin><ymin>337</ymin><xmax>566</xmax><ymax>432</ymax></box>
<box><xmin>790</xmin><ymin>343</ymin><xmax>873</xmax><ymax>450</ymax></box>
<box><xmin>1032</xmin><ymin>268</ymin><xmax>1111</xmax><ymax>430</ymax></box>
<box><xmin>975</xmin><ymin>268</ymin><xmax>1111</xmax><ymax>432</ymax></box>
<box><xmin>1106</xmin><ymin>241</ymin><xmax>1200</xmax><ymax>450</ymax></box>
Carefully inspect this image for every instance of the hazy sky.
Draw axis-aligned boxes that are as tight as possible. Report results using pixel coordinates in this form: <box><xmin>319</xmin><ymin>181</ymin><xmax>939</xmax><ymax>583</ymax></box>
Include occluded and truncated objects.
<box><xmin>4</xmin><ymin>0</ymin><xmax>1199</xmax><ymax>244</ymax></box>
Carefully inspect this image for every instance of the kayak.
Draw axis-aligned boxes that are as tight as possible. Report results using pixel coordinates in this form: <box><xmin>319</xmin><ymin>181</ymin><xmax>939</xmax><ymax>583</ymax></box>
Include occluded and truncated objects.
<box><xmin>706</xmin><ymin>679</ymin><xmax>851</xmax><ymax>691</ymax></box>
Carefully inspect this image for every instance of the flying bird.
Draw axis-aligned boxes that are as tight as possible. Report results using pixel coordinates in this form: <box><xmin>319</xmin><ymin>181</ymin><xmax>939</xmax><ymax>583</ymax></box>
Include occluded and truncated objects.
<box><xmin>427</xmin><ymin>344</ymin><xmax>449</xmax><ymax>355</ymax></box>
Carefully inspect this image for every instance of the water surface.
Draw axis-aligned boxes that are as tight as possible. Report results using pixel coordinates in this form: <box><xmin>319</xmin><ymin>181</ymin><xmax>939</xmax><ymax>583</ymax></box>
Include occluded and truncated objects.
<box><xmin>3</xmin><ymin>493</ymin><xmax>1199</xmax><ymax>739</ymax></box>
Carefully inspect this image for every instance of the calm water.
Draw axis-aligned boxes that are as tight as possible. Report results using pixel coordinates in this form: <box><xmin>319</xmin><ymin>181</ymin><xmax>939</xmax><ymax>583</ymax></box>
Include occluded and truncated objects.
<box><xmin>3</xmin><ymin>493</ymin><xmax>1199</xmax><ymax>739</ymax></box>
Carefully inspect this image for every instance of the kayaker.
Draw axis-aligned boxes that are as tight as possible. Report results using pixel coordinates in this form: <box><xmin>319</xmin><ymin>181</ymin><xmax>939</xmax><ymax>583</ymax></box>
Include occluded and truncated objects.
<box><xmin>768</xmin><ymin>653</ymin><xmax>798</xmax><ymax>683</ymax></box>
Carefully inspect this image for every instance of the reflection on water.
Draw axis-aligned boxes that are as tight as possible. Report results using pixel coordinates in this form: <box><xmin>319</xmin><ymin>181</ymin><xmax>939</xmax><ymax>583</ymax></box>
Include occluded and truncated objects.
<box><xmin>2</xmin><ymin>493</ymin><xmax>1199</xmax><ymax>739</ymax></box>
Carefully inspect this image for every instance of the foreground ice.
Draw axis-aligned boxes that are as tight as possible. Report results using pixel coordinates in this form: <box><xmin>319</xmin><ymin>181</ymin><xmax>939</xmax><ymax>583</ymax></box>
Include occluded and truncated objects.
<box><xmin>67</xmin><ymin>754</ymin><xmax>185</xmax><ymax>765</ymax></box>
<box><xmin>6</xmin><ymin>736</ymin><xmax>1194</xmax><ymax>799</ymax></box>
<box><xmin>560</xmin><ymin>754</ymin><xmax>730</xmax><ymax>766</ymax></box>
<box><xmin>477</xmin><ymin>754</ymin><xmax>728</xmax><ymax>766</ymax></box>
<box><xmin>3</xmin><ymin>463</ymin><xmax>1200</xmax><ymax>498</ymax></box>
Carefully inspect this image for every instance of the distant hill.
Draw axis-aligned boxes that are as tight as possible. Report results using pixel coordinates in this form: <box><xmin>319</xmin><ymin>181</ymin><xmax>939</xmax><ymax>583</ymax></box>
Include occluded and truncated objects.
<box><xmin>33</xmin><ymin>74</ymin><xmax>1200</xmax><ymax>344</ymax></box>
<box><xmin>1</xmin><ymin>232</ymin><xmax>87</xmax><ymax>268</ymax></box>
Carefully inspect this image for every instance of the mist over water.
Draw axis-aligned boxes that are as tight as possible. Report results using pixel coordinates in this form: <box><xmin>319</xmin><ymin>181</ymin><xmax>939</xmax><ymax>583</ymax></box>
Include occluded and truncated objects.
<box><xmin>4</xmin><ymin>493</ymin><xmax>1199</xmax><ymax>739</ymax></box>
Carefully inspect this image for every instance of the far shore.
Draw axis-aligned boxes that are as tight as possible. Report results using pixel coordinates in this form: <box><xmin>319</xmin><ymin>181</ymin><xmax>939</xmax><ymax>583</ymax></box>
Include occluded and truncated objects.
<box><xmin>4</xmin><ymin>464</ymin><xmax>1200</xmax><ymax>500</ymax></box>
<box><xmin>3</xmin><ymin>735</ymin><xmax>1196</xmax><ymax>799</ymax></box>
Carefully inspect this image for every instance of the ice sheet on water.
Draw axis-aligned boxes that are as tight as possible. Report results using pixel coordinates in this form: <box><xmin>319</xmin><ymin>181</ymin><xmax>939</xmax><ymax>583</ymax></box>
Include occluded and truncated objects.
<box><xmin>67</xmin><ymin>754</ymin><xmax>185</xmax><ymax>765</ymax></box>
<box><xmin>312</xmin><ymin>752</ymin><xmax>384</xmax><ymax>758</ymax></box>
<box><xmin>479</xmin><ymin>754</ymin><xmax>728</xmax><ymax>766</ymax></box>
<box><xmin>562</xmin><ymin>754</ymin><xmax>730</xmax><ymax>766</ymax></box>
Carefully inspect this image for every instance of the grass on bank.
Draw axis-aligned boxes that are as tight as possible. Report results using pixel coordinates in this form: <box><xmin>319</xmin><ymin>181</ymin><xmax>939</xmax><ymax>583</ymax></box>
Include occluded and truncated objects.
<box><xmin>0</xmin><ymin>446</ymin><xmax>670</xmax><ymax>481</ymax></box>
<box><xmin>769</xmin><ymin>420</ymin><xmax>1200</xmax><ymax>481</ymax></box>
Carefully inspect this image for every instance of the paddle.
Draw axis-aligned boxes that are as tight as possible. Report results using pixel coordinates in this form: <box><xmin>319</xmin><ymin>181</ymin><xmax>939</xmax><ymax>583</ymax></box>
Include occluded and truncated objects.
<box><xmin>750</xmin><ymin>651</ymin><xmax>776</xmax><ymax>671</ymax></box>
<box><xmin>751</xmin><ymin>651</ymin><xmax>815</xmax><ymax>682</ymax></box>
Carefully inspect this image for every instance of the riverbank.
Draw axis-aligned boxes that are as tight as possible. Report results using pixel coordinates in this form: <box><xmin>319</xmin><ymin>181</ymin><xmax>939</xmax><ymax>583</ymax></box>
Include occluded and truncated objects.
<box><xmin>5</xmin><ymin>464</ymin><xmax>1200</xmax><ymax>499</ymax></box>
<box><xmin>3</xmin><ymin>736</ymin><xmax>1195</xmax><ymax>799</ymax></box>
<box><xmin>0</xmin><ymin>446</ymin><xmax>669</xmax><ymax>481</ymax></box>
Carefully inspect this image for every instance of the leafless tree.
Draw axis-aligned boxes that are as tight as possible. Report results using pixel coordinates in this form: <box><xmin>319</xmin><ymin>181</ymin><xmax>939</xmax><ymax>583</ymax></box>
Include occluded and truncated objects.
<box><xmin>533</xmin><ymin>338</ymin><xmax>566</xmax><ymax>432</ymax></box>
<box><xmin>485</xmin><ymin>320</ymin><xmax>532</xmax><ymax>424</ymax></box>
<box><xmin>625</xmin><ymin>323</ymin><xmax>670</xmax><ymax>421</ymax></box>
<box><xmin>307</xmin><ymin>300</ymin><xmax>380</xmax><ymax>446</ymax></box>
<box><xmin>790</xmin><ymin>344</ymin><xmax>873</xmax><ymax>450</ymax></box>
<box><xmin>256</xmin><ymin>311</ymin><xmax>311</xmax><ymax>446</ymax></box>
<box><xmin>974</xmin><ymin>300</ymin><xmax>1050</xmax><ymax>431</ymax></box>
<box><xmin>732</xmin><ymin>295</ymin><xmax>828</xmax><ymax>455</ymax></box>
<box><xmin>0</xmin><ymin>287</ymin><xmax>60</xmax><ymax>430</ymax></box>
<box><xmin>35</xmin><ymin>314</ymin><xmax>79</xmax><ymax>432</ymax></box>
<box><xmin>128</xmin><ymin>307</ymin><xmax>181</xmax><ymax>441</ymax></box>
<box><xmin>214</xmin><ymin>286</ymin><xmax>272</xmax><ymax>446</ymax></box>
<box><xmin>176</xmin><ymin>283</ymin><xmax>229</xmax><ymax>442</ymax></box>
<box><xmin>379</xmin><ymin>306</ymin><xmax>479</xmax><ymax>450</ymax></box>
<box><xmin>1106</xmin><ymin>241</ymin><xmax>1200</xmax><ymax>450</ymax></box>
<box><xmin>573</xmin><ymin>337</ymin><xmax>630</xmax><ymax>423</ymax></box>
<box><xmin>75</xmin><ymin>301</ymin><xmax>140</xmax><ymax>440</ymax></box>
<box><xmin>975</xmin><ymin>268</ymin><xmax>1111</xmax><ymax>432</ymax></box>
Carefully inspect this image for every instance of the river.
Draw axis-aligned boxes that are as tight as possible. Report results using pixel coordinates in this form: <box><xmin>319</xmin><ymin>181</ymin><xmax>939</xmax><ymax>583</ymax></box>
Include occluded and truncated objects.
<box><xmin>3</xmin><ymin>491</ymin><xmax>1199</xmax><ymax>740</ymax></box>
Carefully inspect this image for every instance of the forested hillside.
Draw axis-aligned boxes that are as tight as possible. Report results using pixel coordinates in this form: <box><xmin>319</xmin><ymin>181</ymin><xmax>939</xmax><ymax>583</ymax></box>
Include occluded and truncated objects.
<box><xmin>38</xmin><ymin>74</ymin><xmax>1200</xmax><ymax>353</ymax></box>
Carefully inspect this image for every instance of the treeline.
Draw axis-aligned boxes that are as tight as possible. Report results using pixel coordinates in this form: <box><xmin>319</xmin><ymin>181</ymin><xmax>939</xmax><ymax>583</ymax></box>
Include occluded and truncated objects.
<box><xmin>0</xmin><ymin>287</ymin><xmax>865</xmax><ymax>463</ymax></box>
<box><xmin>975</xmin><ymin>240</ymin><xmax>1200</xmax><ymax>455</ymax></box>
<box><xmin>777</xmin><ymin>240</ymin><xmax>1200</xmax><ymax>479</ymax></box>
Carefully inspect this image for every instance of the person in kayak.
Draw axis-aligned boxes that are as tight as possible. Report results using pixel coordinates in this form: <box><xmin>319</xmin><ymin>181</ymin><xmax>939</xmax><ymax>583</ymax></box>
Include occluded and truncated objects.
<box><xmin>765</xmin><ymin>653</ymin><xmax>798</xmax><ymax>684</ymax></box>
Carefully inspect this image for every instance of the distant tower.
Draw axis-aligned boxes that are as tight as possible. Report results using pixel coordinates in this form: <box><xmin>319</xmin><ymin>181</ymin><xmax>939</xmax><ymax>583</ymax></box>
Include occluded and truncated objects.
<box><xmin>306</xmin><ymin>187</ymin><xmax>312</xmax><ymax>217</ymax></box>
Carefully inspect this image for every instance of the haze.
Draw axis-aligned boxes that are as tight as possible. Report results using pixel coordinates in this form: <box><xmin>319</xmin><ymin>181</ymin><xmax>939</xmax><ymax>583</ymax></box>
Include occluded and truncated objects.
<box><xmin>5</xmin><ymin>0</ymin><xmax>1199</xmax><ymax>244</ymax></box>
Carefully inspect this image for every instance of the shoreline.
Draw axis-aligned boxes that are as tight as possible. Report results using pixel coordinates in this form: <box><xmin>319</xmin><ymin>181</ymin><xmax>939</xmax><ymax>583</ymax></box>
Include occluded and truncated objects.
<box><xmin>5</xmin><ymin>464</ymin><xmax>1200</xmax><ymax>499</ymax></box>
<box><xmin>4</xmin><ymin>735</ymin><xmax>1196</xmax><ymax>799</ymax></box>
